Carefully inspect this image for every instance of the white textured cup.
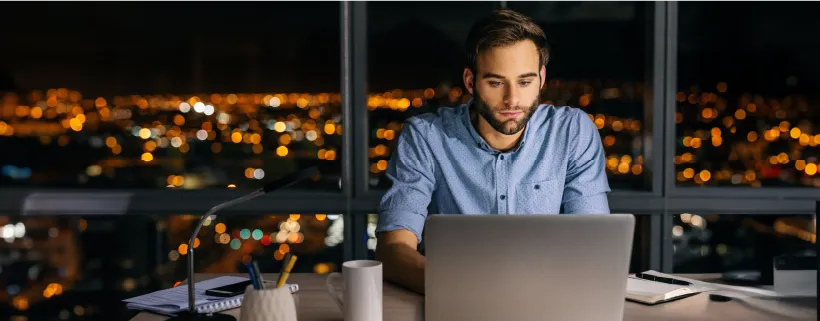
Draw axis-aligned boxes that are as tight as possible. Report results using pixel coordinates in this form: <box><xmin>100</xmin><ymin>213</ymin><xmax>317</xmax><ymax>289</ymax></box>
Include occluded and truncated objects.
<box><xmin>239</xmin><ymin>286</ymin><xmax>298</xmax><ymax>321</ymax></box>
<box><xmin>326</xmin><ymin>260</ymin><xmax>383</xmax><ymax>321</ymax></box>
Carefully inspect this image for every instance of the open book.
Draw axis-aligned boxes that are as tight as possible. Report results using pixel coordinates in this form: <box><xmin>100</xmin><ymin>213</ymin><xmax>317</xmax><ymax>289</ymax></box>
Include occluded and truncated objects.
<box><xmin>626</xmin><ymin>276</ymin><xmax>701</xmax><ymax>305</ymax></box>
<box><xmin>124</xmin><ymin>276</ymin><xmax>299</xmax><ymax>316</ymax></box>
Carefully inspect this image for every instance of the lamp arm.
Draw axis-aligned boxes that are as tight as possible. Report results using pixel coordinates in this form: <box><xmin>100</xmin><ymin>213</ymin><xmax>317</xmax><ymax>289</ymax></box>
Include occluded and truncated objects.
<box><xmin>187</xmin><ymin>189</ymin><xmax>265</xmax><ymax>313</ymax></box>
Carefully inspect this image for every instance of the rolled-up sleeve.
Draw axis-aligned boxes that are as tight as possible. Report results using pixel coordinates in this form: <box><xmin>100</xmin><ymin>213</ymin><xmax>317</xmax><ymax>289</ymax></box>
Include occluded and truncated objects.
<box><xmin>376</xmin><ymin>119</ymin><xmax>437</xmax><ymax>243</ymax></box>
<box><xmin>561</xmin><ymin>109</ymin><xmax>611</xmax><ymax>214</ymax></box>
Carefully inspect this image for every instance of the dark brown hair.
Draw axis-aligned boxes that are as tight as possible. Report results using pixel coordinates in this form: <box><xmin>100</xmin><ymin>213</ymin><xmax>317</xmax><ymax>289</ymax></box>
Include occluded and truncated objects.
<box><xmin>465</xmin><ymin>9</ymin><xmax>549</xmax><ymax>72</ymax></box>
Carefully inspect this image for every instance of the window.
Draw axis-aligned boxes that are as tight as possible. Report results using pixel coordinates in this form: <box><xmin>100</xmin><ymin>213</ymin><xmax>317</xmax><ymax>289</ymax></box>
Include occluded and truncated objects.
<box><xmin>0</xmin><ymin>213</ymin><xmax>344</xmax><ymax>319</ymax></box>
<box><xmin>366</xmin><ymin>1</ymin><xmax>501</xmax><ymax>189</ymax></box>
<box><xmin>675</xmin><ymin>2</ymin><xmax>820</xmax><ymax>187</ymax></box>
<box><xmin>671</xmin><ymin>213</ymin><xmax>816</xmax><ymax>282</ymax></box>
<box><xmin>367</xmin><ymin>2</ymin><xmax>652</xmax><ymax>190</ymax></box>
<box><xmin>509</xmin><ymin>2</ymin><xmax>651</xmax><ymax>190</ymax></box>
<box><xmin>0</xmin><ymin>2</ymin><xmax>342</xmax><ymax>191</ymax></box>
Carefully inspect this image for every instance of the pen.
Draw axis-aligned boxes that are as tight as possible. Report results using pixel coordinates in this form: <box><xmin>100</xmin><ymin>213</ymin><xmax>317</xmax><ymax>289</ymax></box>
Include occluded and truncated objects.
<box><xmin>246</xmin><ymin>262</ymin><xmax>261</xmax><ymax>289</ymax></box>
<box><xmin>251</xmin><ymin>260</ymin><xmax>265</xmax><ymax>289</ymax></box>
<box><xmin>276</xmin><ymin>255</ymin><xmax>298</xmax><ymax>288</ymax></box>
<box><xmin>635</xmin><ymin>272</ymin><xmax>691</xmax><ymax>286</ymax></box>
<box><xmin>276</xmin><ymin>253</ymin><xmax>292</xmax><ymax>287</ymax></box>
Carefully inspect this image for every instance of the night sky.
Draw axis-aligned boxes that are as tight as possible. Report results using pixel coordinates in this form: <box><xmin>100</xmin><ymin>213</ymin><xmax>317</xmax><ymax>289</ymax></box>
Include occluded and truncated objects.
<box><xmin>1</xmin><ymin>2</ymin><xmax>819</xmax><ymax>96</ymax></box>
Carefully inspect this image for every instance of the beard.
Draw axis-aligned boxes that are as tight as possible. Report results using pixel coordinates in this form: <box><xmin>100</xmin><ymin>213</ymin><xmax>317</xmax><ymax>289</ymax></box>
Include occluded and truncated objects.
<box><xmin>472</xmin><ymin>88</ymin><xmax>540</xmax><ymax>135</ymax></box>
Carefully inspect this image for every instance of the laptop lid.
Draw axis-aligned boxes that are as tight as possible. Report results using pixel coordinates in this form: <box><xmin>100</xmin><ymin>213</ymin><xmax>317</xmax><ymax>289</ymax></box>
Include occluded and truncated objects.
<box><xmin>425</xmin><ymin>214</ymin><xmax>635</xmax><ymax>321</ymax></box>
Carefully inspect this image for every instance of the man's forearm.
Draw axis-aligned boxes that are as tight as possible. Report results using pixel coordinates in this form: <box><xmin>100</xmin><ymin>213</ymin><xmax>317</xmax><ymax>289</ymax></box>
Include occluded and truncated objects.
<box><xmin>376</xmin><ymin>243</ymin><xmax>426</xmax><ymax>294</ymax></box>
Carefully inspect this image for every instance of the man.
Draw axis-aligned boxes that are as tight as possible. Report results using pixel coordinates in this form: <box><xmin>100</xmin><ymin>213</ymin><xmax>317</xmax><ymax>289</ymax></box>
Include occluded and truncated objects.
<box><xmin>375</xmin><ymin>9</ymin><xmax>611</xmax><ymax>294</ymax></box>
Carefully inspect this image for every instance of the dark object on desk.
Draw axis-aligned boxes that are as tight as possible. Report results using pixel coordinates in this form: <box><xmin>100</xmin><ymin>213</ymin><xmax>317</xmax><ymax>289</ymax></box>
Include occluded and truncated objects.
<box><xmin>206</xmin><ymin>280</ymin><xmax>254</xmax><ymax>298</ymax></box>
<box><xmin>634</xmin><ymin>272</ymin><xmax>692</xmax><ymax>285</ymax></box>
<box><xmin>709</xmin><ymin>294</ymin><xmax>732</xmax><ymax>302</ymax></box>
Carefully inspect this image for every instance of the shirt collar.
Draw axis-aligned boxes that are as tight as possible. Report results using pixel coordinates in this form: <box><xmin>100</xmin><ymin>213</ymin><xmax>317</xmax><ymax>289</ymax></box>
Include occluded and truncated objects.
<box><xmin>460</xmin><ymin>98</ymin><xmax>537</xmax><ymax>154</ymax></box>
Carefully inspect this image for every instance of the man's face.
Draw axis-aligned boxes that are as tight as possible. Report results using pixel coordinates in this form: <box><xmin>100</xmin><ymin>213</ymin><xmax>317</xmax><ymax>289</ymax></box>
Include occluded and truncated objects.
<box><xmin>465</xmin><ymin>40</ymin><xmax>545</xmax><ymax>135</ymax></box>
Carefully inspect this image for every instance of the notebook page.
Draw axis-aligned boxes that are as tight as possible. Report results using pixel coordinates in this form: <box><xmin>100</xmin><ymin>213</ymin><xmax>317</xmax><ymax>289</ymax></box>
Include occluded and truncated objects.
<box><xmin>627</xmin><ymin>277</ymin><xmax>688</xmax><ymax>297</ymax></box>
<box><xmin>124</xmin><ymin>276</ymin><xmax>250</xmax><ymax>309</ymax></box>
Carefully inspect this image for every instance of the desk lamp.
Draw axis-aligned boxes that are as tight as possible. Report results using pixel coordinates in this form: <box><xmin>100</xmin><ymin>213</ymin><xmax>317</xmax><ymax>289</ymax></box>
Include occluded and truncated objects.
<box><xmin>168</xmin><ymin>166</ymin><xmax>319</xmax><ymax>321</ymax></box>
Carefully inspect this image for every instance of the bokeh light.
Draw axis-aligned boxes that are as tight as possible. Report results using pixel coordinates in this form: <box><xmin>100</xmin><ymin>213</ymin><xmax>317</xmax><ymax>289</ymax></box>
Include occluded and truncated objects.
<box><xmin>230</xmin><ymin>239</ymin><xmax>241</xmax><ymax>250</ymax></box>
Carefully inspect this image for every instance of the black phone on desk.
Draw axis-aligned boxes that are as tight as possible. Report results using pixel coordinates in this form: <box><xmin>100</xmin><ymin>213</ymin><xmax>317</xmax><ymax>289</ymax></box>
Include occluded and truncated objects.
<box><xmin>205</xmin><ymin>280</ymin><xmax>254</xmax><ymax>297</ymax></box>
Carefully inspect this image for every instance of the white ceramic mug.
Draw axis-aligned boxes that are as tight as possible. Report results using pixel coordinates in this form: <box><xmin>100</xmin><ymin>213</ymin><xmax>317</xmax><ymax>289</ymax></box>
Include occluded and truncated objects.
<box><xmin>326</xmin><ymin>260</ymin><xmax>383</xmax><ymax>321</ymax></box>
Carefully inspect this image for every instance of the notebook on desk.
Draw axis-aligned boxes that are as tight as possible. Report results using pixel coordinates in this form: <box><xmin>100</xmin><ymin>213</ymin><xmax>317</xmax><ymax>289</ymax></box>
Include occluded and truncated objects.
<box><xmin>626</xmin><ymin>271</ymin><xmax>706</xmax><ymax>305</ymax></box>
<box><xmin>123</xmin><ymin>276</ymin><xmax>299</xmax><ymax>316</ymax></box>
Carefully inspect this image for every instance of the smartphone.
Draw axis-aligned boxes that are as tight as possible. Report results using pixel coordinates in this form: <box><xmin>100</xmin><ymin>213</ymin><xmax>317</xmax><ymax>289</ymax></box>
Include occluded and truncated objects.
<box><xmin>205</xmin><ymin>280</ymin><xmax>254</xmax><ymax>297</ymax></box>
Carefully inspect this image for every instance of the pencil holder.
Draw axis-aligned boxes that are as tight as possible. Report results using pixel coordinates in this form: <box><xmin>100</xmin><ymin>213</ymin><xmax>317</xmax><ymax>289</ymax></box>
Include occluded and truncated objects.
<box><xmin>239</xmin><ymin>285</ymin><xmax>298</xmax><ymax>321</ymax></box>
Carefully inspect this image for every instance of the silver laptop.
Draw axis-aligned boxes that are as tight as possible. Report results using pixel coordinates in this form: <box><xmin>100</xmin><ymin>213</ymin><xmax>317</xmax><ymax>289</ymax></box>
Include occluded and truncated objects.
<box><xmin>425</xmin><ymin>214</ymin><xmax>635</xmax><ymax>321</ymax></box>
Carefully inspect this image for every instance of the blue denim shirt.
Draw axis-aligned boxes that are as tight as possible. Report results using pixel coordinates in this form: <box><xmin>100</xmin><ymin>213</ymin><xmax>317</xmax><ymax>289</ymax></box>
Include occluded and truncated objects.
<box><xmin>376</xmin><ymin>102</ymin><xmax>611</xmax><ymax>242</ymax></box>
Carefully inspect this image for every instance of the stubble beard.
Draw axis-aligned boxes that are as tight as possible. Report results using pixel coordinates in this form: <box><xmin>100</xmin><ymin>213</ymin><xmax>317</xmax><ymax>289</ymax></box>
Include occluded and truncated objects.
<box><xmin>472</xmin><ymin>87</ymin><xmax>540</xmax><ymax>135</ymax></box>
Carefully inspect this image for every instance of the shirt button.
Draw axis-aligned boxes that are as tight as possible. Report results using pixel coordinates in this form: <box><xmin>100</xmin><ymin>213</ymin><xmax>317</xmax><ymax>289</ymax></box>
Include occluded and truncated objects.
<box><xmin>500</xmin><ymin>195</ymin><xmax>506</xmax><ymax>200</ymax></box>
<box><xmin>534</xmin><ymin>185</ymin><xmax>540</xmax><ymax>190</ymax></box>
<box><xmin>500</xmin><ymin>155</ymin><xmax>504</xmax><ymax>160</ymax></box>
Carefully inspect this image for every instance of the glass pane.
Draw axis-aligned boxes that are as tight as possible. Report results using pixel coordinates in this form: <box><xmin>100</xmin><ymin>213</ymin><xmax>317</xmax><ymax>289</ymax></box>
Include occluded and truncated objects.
<box><xmin>366</xmin><ymin>1</ymin><xmax>499</xmax><ymax>189</ymax></box>
<box><xmin>367</xmin><ymin>2</ymin><xmax>651</xmax><ymax>190</ymax></box>
<box><xmin>671</xmin><ymin>213</ymin><xmax>816</xmax><ymax>283</ymax></box>
<box><xmin>676</xmin><ymin>2</ymin><xmax>820</xmax><ymax>187</ymax></box>
<box><xmin>164</xmin><ymin>214</ymin><xmax>344</xmax><ymax>279</ymax></box>
<box><xmin>367</xmin><ymin>213</ymin><xmax>651</xmax><ymax>273</ymax></box>
<box><xmin>0</xmin><ymin>2</ymin><xmax>342</xmax><ymax>191</ymax></box>
<box><xmin>0</xmin><ymin>213</ymin><xmax>344</xmax><ymax>320</ymax></box>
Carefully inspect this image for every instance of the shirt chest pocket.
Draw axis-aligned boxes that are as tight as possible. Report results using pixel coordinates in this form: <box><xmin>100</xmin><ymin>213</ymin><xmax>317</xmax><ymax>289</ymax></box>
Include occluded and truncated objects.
<box><xmin>514</xmin><ymin>178</ymin><xmax>564</xmax><ymax>214</ymax></box>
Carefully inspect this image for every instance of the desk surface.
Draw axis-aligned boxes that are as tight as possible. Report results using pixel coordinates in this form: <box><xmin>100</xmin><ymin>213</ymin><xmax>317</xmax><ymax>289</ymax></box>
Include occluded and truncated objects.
<box><xmin>130</xmin><ymin>273</ymin><xmax>815</xmax><ymax>321</ymax></box>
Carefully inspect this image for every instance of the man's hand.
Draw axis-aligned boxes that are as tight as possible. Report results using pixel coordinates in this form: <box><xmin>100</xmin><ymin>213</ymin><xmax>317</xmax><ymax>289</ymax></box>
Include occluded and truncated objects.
<box><xmin>375</xmin><ymin>229</ymin><xmax>426</xmax><ymax>294</ymax></box>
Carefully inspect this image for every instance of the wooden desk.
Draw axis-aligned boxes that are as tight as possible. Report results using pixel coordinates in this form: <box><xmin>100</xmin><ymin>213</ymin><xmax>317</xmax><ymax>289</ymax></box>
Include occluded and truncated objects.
<box><xmin>131</xmin><ymin>273</ymin><xmax>815</xmax><ymax>321</ymax></box>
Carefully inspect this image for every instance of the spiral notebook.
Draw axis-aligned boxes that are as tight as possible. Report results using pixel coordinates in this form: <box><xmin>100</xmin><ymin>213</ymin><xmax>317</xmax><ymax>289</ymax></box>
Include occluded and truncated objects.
<box><xmin>124</xmin><ymin>276</ymin><xmax>299</xmax><ymax>316</ymax></box>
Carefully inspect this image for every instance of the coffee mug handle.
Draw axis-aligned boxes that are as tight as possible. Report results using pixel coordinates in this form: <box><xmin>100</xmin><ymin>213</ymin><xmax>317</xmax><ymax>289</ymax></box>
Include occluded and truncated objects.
<box><xmin>326</xmin><ymin>272</ymin><xmax>344</xmax><ymax>310</ymax></box>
